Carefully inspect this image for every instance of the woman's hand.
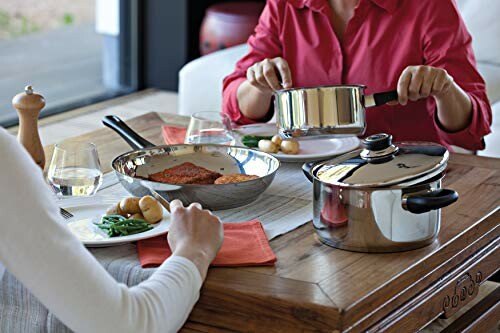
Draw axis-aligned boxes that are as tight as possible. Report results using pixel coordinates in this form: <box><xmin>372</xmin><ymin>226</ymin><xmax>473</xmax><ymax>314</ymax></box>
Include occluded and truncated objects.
<box><xmin>246</xmin><ymin>57</ymin><xmax>293</xmax><ymax>93</ymax></box>
<box><xmin>167</xmin><ymin>200</ymin><xmax>223</xmax><ymax>280</ymax></box>
<box><xmin>396</xmin><ymin>65</ymin><xmax>472</xmax><ymax>132</ymax></box>
<box><xmin>396</xmin><ymin>65</ymin><xmax>454</xmax><ymax>105</ymax></box>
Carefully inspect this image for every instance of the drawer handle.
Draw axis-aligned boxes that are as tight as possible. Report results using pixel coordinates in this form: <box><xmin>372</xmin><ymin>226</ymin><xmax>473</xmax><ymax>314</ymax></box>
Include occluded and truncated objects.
<box><xmin>442</xmin><ymin>271</ymin><xmax>482</xmax><ymax>318</ymax></box>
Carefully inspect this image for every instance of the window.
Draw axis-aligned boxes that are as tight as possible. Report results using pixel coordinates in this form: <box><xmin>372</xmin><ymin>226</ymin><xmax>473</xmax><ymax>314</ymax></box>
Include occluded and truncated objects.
<box><xmin>0</xmin><ymin>0</ymin><xmax>138</xmax><ymax>126</ymax></box>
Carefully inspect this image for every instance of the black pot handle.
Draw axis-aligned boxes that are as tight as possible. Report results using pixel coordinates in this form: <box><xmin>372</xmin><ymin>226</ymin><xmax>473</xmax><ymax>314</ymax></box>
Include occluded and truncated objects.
<box><xmin>302</xmin><ymin>160</ymin><xmax>330</xmax><ymax>182</ymax></box>
<box><xmin>302</xmin><ymin>161</ymin><xmax>316</xmax><ymax>182</ymax></box>
<box><xmin>404</xmin><ymin>189</ymin><xmax>458</xmax><ymax>214</ymax></box>
<box><xmin>102</xmin><ymin>115</ymin><xmax>155</xmax><ymax>150</ymax></box>
<box><xmin>365</xmin><ymin>90</ymin><xmax>398</xmax><ymax>107</ymax></box>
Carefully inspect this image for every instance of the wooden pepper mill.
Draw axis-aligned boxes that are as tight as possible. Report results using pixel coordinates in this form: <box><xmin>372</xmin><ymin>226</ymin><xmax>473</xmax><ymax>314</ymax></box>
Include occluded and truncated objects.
<box><xmin>12</xmin><ymin>85</ymin><xmax>46</xmax><ymax>169</ymax></box>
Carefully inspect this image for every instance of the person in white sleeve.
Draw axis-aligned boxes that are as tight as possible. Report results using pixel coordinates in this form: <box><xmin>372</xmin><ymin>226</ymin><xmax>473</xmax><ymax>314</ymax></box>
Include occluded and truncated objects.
<box><xmin>0</xmin><ymin>127</ymin><xmax>224</xmax><ymax>333</ymax></box>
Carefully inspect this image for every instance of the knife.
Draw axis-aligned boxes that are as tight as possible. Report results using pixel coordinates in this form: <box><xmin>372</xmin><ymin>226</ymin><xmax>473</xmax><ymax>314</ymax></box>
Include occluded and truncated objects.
<box><xmin>149</xmin><ymin>189</ymin><xmax>171</xmax><ymax>212</ymax></box>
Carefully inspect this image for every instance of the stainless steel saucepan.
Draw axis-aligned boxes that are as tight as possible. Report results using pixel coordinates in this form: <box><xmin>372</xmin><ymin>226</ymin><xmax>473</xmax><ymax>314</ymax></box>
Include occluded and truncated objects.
<box><xmin>102</xmin><ymin>116</ymin><xmax>280</xmax><ymax>210</ymax></box>
<box><xmin>275</xmin><ymin>85</ymin><xmax>398</xmax><ymax>139</ymax></box>
<box><xmin>302</xmin><ymin>133</ymin><xmax>458</xmax><ymax>253</ymax></box>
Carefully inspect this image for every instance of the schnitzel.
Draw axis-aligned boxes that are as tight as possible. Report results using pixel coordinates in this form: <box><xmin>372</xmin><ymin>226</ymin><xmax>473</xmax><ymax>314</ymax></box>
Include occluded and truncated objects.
<box><xmin>214</xmin><ymin>174</ymin><xmax>259</xmax><ymax>184</ymax></box>
<box><xmin>148</xmin><ymin>162</ymin><xmax>222</xmax><ymax>185</ymax></box>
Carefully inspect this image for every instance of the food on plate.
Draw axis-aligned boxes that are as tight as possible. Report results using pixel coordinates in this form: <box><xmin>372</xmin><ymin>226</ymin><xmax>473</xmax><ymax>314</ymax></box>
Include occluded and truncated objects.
<box><xmin>241</xmin><ymin>135</ymin><xmax>273</xmax><ymax>148</ymax></box>
<box><xmin>96</xmin><ymin>215</ymin><xmax>153</xmax><ymax>237</ymax></box>
<box><xmin>119</xmin><ymin>197</ymin><xmax>141</xmax><ymax>214</ymax></box>
<box><xmin>149</xmin><ymin>162</ymin><xmax>222</xmax><ymax>185</ymax></box>
<box><xmin>129</xmin><ymin>213</ymin><xmax>145</xmax><ymax>220</ymax></box>
<box><xmin>242</xmin><ymin>134</ymin><xmax>300</xmax><ymax>155</ymax></box>
<box><xmin>106</xmin><ymin>202</ymin><xmax>127</xmax><ymax>217</ymax></box>
<box><xmin>214</xmin><ymin>174</ymin><xmax>259</xmax><ymax>184</ymax></box>
<box><xmin>139</xmin><ymin>196</ymin><xmax>164</xmax><ymax>224</ymax></box>
<box><xmin>280</xmin><ymin>140</ymin><xmax>300</xmax><ymax>155</ymax></box>
<box><xmin>271</xmin><ymin>134</ymin><xmax>282</xmax><ymax>146</ymax></box>
<box><xmin>98</xmin><ymin>195</ymin><xmax>163</xmax><ymax>230</ymax></box>
<box><xmin>258</xmin><ymin>139</ymin><xmax>280</xmax><ymax>153</ymax></box>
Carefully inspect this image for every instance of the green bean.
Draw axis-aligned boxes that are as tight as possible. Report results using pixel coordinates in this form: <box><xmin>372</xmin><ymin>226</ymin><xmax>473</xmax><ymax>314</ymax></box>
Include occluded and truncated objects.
<box><xmin>241</xmin><ymin>135</ymin><xmax>273</xmax><ymax>148</ymax></box>
<box><xmin>96</xmin><ymin>216</ymin><xmax>153</xmax><ymax>237</ymax></box>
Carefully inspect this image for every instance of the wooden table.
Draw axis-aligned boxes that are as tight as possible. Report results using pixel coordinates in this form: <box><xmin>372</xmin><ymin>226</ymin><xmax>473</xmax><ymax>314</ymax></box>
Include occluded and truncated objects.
<box><xmin>46</xmin><ymin>112</ymin><xmax>500</xmax><ymax>332</ymax></box>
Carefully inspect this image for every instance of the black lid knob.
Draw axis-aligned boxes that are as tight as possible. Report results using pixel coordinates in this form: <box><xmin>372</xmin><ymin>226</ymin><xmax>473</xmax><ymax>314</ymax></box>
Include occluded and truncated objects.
<box><xmin>363</xmin><ymin>133</ymin><xmax>392</xmax><ymax>151</ymax></box>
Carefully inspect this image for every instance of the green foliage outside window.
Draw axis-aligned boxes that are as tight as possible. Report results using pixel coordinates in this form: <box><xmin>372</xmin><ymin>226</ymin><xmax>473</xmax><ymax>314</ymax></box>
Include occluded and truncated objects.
<box><xmin>0</xmin><ymin>10</ymin><xmax>77</xmax><ymax>39</ymax></box>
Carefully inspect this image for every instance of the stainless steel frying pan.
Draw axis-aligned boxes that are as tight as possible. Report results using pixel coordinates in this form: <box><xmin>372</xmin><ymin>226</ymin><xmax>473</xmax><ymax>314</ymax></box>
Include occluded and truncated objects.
<box><xmin>275</xmin><ymin>85</ymin><xmax>398</xmax><ymax>139</ymax></box>
<box><xmin>102</xmin><ymin>116</ymin><xmax>280</xmax><ymax>210</ymax></box>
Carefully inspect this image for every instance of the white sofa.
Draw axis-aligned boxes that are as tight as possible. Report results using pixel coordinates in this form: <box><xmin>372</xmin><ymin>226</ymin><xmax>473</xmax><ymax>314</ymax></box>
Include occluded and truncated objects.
<box><xmin>178</xmin><ymin>0</ymin><xmax>499</xmax><ymax>158</ymax></box>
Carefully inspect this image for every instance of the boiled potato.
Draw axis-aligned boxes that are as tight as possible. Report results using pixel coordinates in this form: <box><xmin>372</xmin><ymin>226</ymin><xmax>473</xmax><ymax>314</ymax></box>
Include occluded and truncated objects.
<box><xmin>258</xmin><ymin>139</ymin><xmax>279</xmax><ymax>153</ymax></box>
<box><xmin>129</xmin><ymin>213</ymin><xmax>146</xmax><ymax>220</ymax></box>
<box><xmin>120</xmin><ymin>197</ymin><xmax>141</xmax><ymax>214</ymax></box>
<box><xmin>281</xmin><ymin>140</ymin><xmax>300</xmax><ymax>154</ymax></box>
<box><xmin>106</xmin><ymin>202</ymin><xmax>127</xmax><ymax>217</ymax></box>
<box><xmin>139</xmin><ymin>196</ymin><xmax>163</xmax><ymax>224</ymax></box>
<box><xmin>271</xmin><ymin>134</ymin><xmax>282</xmax><ymax>146</ymax></box>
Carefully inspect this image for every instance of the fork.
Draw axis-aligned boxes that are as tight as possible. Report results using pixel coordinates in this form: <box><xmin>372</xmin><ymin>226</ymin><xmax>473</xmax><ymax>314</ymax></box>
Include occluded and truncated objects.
<box><xmin>59</xmin><ymin>207</ymin><xmax>74</xmax><ymax>220</ymax></box>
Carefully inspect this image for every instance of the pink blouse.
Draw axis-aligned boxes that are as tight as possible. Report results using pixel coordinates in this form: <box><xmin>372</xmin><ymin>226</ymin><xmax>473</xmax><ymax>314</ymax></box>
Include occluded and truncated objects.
<box><xmin>222</xmin><ymin>0</ymin><xmax>492</xmax><ymax>150</ymax></box>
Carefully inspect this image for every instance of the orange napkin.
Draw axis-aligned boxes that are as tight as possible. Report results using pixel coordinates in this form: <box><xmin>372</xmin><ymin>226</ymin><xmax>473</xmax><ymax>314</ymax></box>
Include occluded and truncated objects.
<box><xmin>137</xmin><ymin>220</ymin><xmax>277</xmax><ymax>267</ymax></box>
<box><xmin>162</xmin><ymin>126</ymin><xmax>187</xmax><ymax>144</ymax></box>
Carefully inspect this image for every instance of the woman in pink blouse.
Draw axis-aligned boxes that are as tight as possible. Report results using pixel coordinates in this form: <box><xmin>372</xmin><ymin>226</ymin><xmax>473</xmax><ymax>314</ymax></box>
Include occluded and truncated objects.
<box><xmin>222</xmin><ymin>0</ymin><xmax>492</xmax><ymax>151</ymax></box>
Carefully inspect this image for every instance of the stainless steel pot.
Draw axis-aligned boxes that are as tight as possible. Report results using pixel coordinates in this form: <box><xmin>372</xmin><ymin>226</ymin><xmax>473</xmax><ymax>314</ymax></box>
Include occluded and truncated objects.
<box><xmin>303</xmin><ymin>133</ymin><xmax>459</xmax><ymax>253</ymax></box>
<box><xmin>103</xmin><ymin>116</ymin><xmax>280</xmax><ymax>210</ymax></box>
<box><xmin>275</xmin><ymin>85</ymin><xmax>398</xmax><ymax>139</ymax></box>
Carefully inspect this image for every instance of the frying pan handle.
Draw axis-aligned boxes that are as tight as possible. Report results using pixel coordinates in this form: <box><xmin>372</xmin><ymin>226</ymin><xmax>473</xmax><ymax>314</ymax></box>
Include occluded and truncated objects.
<box><xmin>365</xmin><ymin>90</ymin><xmax>398</xmax><ymax>108</ymax></box>
<box><xmin>102</xmin><ymin>115</ymin><xmax>155</xmax><ymax>150</ymax></box>
<box><xmin>403</xmin><ymin>188</ymin><xmax>458</xmax><ymax>214</ymax></box>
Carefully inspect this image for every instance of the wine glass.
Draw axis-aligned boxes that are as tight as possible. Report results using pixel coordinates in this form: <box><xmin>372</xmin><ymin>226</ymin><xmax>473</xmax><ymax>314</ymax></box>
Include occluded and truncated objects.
<box><xmin>47</xmin><ymin>142</ymin><xmax>103</xmax><ymax>197</ymax></box>
<box><xmin>184</xmin><ymin>111</ymin><xmax>235</xmax><ymax>145</ymax></box>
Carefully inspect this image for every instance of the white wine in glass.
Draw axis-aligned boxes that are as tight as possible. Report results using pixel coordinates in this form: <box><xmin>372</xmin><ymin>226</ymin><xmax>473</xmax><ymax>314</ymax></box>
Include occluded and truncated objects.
<box><xmin>47</xmin><ymin>142</ymin><xmax>103</xmax><ymax>197</ymax></box>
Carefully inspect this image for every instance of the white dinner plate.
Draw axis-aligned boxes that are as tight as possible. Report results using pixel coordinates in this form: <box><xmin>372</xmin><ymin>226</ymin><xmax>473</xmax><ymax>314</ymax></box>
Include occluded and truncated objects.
<box><xmin>59</xmin><ymin>196</ymin><xmax>170</xmax><ymax>247</ymax></box>
<box><xmin>234</xmin><ymin>123</ymin><xmax>360</xmax><ymax>162</ymax></box>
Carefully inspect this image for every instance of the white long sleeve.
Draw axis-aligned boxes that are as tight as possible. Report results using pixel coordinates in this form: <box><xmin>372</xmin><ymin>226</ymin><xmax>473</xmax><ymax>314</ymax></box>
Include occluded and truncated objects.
<box><xmin>0</xmin><ymin>128</ymin><xmax>202</xmax><ymax>333</ymax></box>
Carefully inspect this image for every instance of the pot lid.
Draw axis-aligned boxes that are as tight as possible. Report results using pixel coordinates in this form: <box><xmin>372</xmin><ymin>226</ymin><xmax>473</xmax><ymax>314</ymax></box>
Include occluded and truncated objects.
<box><xmin>314</xmin><ymin>133</ymin><xmax>449</xmax><ymax>187</ymax></box>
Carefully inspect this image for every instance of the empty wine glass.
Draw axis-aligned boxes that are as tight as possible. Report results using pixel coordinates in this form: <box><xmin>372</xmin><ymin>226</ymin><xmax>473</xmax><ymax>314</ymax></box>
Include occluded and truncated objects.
<box><xmin>47</xmin><ymin>142</ymin><xmax>103</xmax><ymax>197</ymax></box>
<box><xmin>184</xmin><ymin>111</ymin><xmax>235</xmax><ymax>145</ymax></box>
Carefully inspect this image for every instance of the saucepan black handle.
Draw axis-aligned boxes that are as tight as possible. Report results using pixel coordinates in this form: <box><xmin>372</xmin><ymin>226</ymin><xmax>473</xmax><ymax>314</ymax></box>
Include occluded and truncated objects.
<box><xmin>102</xmin><ymin>115</ymin><xmax>156</xmax><ymax>150</ymax></box>
<box><xmin>403</xmin><ymin>188</ymin><xmax>459</xmax><ymax>214</ymax></box>
<box><xmin>365</xmin><ymin>90</ymin><xmax>399</xmax><ymax>107</ymax></box>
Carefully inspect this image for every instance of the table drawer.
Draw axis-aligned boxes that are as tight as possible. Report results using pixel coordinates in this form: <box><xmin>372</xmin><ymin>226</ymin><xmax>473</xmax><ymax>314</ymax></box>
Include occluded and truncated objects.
<box><xmin>367</xmin><ymin>238</ymin><xmax>499</xmax><ymax>332</ymax></box>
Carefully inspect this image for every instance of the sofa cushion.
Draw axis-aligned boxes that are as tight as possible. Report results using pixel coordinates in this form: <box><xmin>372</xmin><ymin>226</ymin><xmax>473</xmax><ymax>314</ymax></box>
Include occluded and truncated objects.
<box><xmin>178</xmin><ymin>44</ymin><xmax>248</xmax><ymax>116</ymax></box>
<box><xmin>477</xmin><ymin>101</ymin><xmax>500</xmax><ymax>158</ymax></box>
<box><xmin>477</xmin><ymin>62</ymin><xmax>500</xmax><ymax>104</ymax></box>
<box><xmin>455</xmin><ymin>0</ymin><xmax>500</xmax><ymax>65</ymax></box>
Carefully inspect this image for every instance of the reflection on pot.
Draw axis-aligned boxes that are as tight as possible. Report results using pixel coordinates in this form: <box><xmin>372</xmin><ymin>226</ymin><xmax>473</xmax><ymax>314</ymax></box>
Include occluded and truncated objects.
<box><xmin>320</xmin><ymin>187</ymin><xmax>348</xmax><ymax>228</ymax></box>
<box><xmin>313</xmin><ymin>177</ymin><xmax>445</xmax><ymax>253</ymax></box>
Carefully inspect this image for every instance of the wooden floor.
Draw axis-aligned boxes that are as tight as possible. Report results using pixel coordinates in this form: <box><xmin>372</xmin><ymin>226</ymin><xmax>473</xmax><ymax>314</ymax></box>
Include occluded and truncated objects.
<box><xmin>0</xmin><ymin>24</ymin><xmax>109</xmax><ymax>125</ymax></box>
<box><xmin>7</xmin><ymin>89</ymin><xmax>178</xmax><ymax>145</ymax></box>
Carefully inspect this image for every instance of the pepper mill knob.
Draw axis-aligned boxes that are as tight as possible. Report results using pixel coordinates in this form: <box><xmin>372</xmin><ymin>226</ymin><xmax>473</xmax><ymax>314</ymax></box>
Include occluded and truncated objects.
<box><xmin>12</xmin><ymin>85</ymin><xmax>46</xmax><ymax>169</ymax></box>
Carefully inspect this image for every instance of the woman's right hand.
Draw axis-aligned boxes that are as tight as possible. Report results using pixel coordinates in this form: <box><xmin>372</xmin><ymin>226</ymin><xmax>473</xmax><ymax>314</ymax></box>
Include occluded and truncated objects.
<box><xmin>246</xmin><ymin>57</ymin><xmax>293</xmax><ymax>93</ymax></box>
<box><xmin>167</xmin><ymin>200</ymin><xmax>223</xmax><ymax>280</ymax></box>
